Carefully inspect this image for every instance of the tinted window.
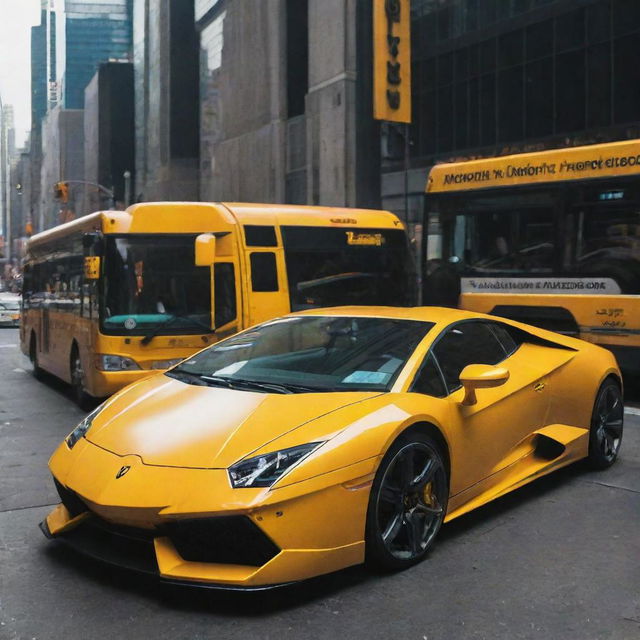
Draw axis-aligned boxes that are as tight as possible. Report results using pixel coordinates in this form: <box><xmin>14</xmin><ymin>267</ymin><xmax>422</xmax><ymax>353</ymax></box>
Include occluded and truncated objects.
<box><xmin>412</xmin><ymin>353</ymin><xmax>447</xmax><ymax>398</ymax></box>
<box><xmin>214</xmin><ymin>263</ymin><xmax>237</xmax><ymax>327</ymax></box>
<box><xmin>250</xmin><ymin>252</ymin><xmax>279</xmax><ymax>292</ymax></box>
<box><xmin>244</xmin><ymin>225</ymin><xmax>277</xmax><ymax>247</ymax></box>
<box><xmin>489</xmin><ymin>322</ymin><xmax>518</xmax><ymax>355</ymax></box>
<box><xmin>433</xmin><ymin>322</ymin><xmax>507</xmax><ymax>392</ymax></box>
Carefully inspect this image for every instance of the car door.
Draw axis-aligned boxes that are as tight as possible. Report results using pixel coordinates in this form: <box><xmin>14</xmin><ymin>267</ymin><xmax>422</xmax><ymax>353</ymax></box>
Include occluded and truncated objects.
<box><xmin>428</xmin><ymin>320</ymin><xmax>550</xmax><ymax>497</ymax></box>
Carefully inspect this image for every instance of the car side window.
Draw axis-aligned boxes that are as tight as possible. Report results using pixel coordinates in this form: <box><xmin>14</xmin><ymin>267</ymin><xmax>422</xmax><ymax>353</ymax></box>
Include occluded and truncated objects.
<box><xmin>433</xmin><ymin>321</ymin><xmax>507</xmax><ymax>392</ymax></box>
<box><xmin>411</xmin><ymin>353</ymin><xmax>447</xmax><ymax>398</ymax></box>
<box><xmin>488</xmin><ymin>322</ymin><xmax>519</xmax><ymax>356</ymax></box>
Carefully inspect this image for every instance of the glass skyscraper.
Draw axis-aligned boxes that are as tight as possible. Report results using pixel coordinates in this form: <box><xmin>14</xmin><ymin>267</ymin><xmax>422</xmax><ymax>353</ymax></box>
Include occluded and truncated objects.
<box><xmin>60</xmin><ymin>0</ymin><xmax>133</xmax><ymax>109</ymax></box>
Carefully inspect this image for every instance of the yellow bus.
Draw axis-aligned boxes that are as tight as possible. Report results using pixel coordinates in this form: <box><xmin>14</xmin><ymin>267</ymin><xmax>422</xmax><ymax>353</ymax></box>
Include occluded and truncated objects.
<box><xmin>21</xmin><ymin>202</ymin><xmax>416</xmax><ymax>406</ymax></box>
<box><xmin>423</xmin><ymin>138</ymin><xmax>640</xmax><ymax>375</ymax></box>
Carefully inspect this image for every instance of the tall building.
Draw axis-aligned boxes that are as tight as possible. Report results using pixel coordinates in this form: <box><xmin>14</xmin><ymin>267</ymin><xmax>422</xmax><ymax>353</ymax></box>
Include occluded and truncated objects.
<box><xmin>84</xmin><ymin>62</ymin><xmax>135</xmax><ymax>211</ymax></box>
<box><xmin>39</xmin><ymin>106</ymin><xmax>84</xmax><ymax>230</ymax></box>
<box><xmin>58</xmin><ymin>0</ymin><xmax>133</xmax><ymax>109</ymax></box>
<box><xmin>0</xmin><ymin>102</ymin><xmax>15</xmax><ymax>259</ymax></box>
<box><xmin>134</xmin><ymin>0</ymin><xmax>199</xmax><ymax>201</ymax></box>
<box><xmin>29</xmin><ymin>1</ymin><xmax>57</xmax><ymax>235</ymax></box>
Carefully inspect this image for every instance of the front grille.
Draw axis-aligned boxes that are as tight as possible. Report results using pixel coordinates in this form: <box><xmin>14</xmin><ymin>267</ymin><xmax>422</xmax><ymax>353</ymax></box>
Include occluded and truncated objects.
<box><xmin>54</xmin><ymin>478</ymin><xmax>88</xmax><ymax>517</ymax></box>
<box><xmin>164</xmin><ymin>516</ymin><xmax>280</xmax><ymax>567</ymax></box>
<box><xmin>60</xmin><ymin>517</ymin><xmax>159</xmax><ymax>575</ymax></box>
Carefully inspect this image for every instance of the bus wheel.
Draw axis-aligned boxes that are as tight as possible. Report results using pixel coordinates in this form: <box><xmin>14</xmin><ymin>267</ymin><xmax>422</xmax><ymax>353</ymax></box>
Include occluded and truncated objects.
<box><xmin>70</xmin><ymin>346</ymin><xmax>93</xmax><ymax>411</ymax></box>
<box><xmin>29</xmin><ymin>333</ymin><xmax>43</xmax><ymax>380</ymax></box>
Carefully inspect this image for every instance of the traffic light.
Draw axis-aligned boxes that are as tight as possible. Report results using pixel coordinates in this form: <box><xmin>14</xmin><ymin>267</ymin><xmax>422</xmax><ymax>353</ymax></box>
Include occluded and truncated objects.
<box><xmin>53</xmin><ymin>181</ymin><xmax>69</xmax><ymax>203</ymax></box>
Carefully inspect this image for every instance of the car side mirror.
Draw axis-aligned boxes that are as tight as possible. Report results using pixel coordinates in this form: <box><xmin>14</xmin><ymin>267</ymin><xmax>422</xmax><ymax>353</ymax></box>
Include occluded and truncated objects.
<box><xmin>459</xmin><ymin>364</ymin><xmax>510</xmax><ymax>406</ymax></box>
<box><xmin>195</xmin><ymin>233</ymin><xmax>216</xmax><ymax>266</ymax></box>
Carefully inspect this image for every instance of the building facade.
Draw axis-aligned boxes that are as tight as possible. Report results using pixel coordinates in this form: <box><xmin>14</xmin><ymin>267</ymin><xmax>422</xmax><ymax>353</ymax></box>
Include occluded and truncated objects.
<box><xmin>84</xmin><ymin>62</ymin><xmax>135</xmax><ymax>212</ymax></box>
<box><xmin>39</xmin><ymin>106</ymin><xmax>85</xmax><ymax>230</ymax></box>
<box><xmin>133</xmin><ymin>0</ymin><xmax>199</xmax><ymax>201</ymax></box>
<box><xmin>380</xmin><ymin>0</ymin><xmax>640</xmax><ymax>233</ymax></box>
<box><xmin>196</xmin><ymin>0</ymin><xmax>379</xmax><ymax>208</ymax></box>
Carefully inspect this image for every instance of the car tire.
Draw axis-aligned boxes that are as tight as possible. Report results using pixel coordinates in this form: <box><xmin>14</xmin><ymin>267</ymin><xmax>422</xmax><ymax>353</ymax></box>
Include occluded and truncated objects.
<box><xmin>587</xmin><ymin>379</ymin><xmax>624</xmax><ymax>470</ymax></box>
<box><xmin>70</xmin><ymin>346</ymin><xmax>94</xmax><ymax>411</ymax></box>
<box><xmin>365</xmin><ymin>432</ymin><xmax>448</xmax><ymax>571</ymax></box>
<box><xmin>29</xmin><ymin>333</ymin><xmax>43</xmax><ymax>380</ymax></box>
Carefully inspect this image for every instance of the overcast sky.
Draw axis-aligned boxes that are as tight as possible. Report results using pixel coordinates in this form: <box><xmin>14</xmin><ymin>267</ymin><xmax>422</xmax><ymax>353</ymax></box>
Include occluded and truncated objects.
<box><xmin>0</xmin><ymin>0</ymin><xmax>41</xmax><ymax>148</ymax></box>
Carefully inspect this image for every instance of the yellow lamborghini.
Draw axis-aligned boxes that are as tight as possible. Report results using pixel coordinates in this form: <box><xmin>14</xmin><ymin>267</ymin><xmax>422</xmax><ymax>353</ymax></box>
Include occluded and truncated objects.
<box><xmin>41</xmin><ymin>307</ymin><xmax>624</xmax><ymax>589</ymax></box>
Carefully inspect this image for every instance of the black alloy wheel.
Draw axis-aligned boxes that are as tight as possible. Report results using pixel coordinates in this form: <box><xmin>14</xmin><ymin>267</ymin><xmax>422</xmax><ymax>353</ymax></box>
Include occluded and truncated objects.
<box><xmin>366</xmin><ymin>433</ymin><xmax>448</xmax><ymax>570</ymax></box>
<box><xmin>588</xmin><ymin>380</ymin><xmax>624</xmax><ymax>469</ymax></box>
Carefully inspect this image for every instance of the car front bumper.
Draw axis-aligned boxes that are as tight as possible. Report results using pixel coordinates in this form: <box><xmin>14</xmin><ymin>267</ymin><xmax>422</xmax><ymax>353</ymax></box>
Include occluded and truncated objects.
<box><xmin>43</xmin><ymin>438</ymin><xmax>377</xmax><ymax>588</ymax></box>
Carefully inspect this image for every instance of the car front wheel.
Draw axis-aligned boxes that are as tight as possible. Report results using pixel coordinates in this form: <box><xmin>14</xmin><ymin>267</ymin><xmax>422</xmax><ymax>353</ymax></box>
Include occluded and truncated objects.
<box><xmin>365</xmin><ymin>432</ymin><xmax>448</xmax><ymax>571</ymax></box>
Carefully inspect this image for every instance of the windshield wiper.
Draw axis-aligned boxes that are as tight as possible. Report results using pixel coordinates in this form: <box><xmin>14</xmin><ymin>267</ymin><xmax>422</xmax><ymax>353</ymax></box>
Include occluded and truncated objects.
<box><xmin>166</xmin><ymin>370</ymin><xmax>209</xmax><ymax>386</ymax></box>
<box><xmin>201</xmin><ymin>376</ymin><xmax>293</xmax><ymax>394</ymax></box>
<box><xmin>141</xmin><ymin>313</ymin><xmax>212</xmax><ymax>346</ymax></box>
<box><xmin>296</xmin><ymin>272</ymin><xmax>377</xmax><ymax>291</ymax></box>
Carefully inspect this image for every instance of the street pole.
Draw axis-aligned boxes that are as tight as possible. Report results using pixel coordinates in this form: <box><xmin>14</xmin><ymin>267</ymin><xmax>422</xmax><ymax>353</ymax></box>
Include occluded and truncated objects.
<box><xmin>123</xmin><ymin>170</ymin><xmax>131</xmax><ymax>207</ymax></box>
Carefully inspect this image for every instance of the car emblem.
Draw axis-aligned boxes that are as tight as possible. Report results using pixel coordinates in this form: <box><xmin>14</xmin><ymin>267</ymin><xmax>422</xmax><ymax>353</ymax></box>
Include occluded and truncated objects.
<box><xmin>115</xmin><ymin>465</ymin><xmax>131</xmax><ymax>479</ymax></box>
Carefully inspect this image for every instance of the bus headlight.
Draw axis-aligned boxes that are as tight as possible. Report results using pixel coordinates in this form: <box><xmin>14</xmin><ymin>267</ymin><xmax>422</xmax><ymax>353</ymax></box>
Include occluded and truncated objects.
<box><xmin>95</xmin><ymin>354</ymin><xmax>141</xmax><ymax>371</ymax></box>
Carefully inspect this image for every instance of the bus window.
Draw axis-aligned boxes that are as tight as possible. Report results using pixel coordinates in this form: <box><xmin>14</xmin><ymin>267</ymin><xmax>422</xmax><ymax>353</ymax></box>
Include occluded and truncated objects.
<box><xmin>281</xmin><ymin>226</ymin><xmax>416</xmax><ymax>310</ymax></box>
<box><xmin>250</xmin><ymin>253</ymin><xmax>279</xmax><ymax>292</ymax></box>
<box><xmin>449</xmin><ymin>208</ymin><xmax>555</xmax><ymax>274</ymax></box>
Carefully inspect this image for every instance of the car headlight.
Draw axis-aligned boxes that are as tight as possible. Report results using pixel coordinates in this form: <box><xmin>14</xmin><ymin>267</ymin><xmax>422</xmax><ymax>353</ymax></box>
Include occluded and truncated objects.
<box><xmin>95</xmin><ymin>354</ymin><xmax>141</xmax><ymax>371</ymax></box>
<box><xmin>65</xmin><ymin>405</ymin><xmax>103</xmax><ymax>449</ymax></box>
<box><xmin>228</xmin><ymin>442</ymin><xmax>323</xmax><ymax>488</ymax></box>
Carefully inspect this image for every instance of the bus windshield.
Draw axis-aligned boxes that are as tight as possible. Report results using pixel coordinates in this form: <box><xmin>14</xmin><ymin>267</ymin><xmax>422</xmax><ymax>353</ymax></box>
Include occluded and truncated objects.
<box><xmin>281</xmin><ymin>226</ymin><xmax>416</xmax><ymax>310</ymax></box>
<box><xmin>102</xmin><ymin>235</ymin><xmax>211</xmax><ymax>334</ymax></box>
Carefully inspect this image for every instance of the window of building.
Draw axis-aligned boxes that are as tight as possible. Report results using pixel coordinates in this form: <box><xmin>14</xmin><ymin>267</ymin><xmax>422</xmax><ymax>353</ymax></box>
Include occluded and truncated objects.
<box><xmin>286</xmin><ymin>0</ymin><xmax>308</xmax><ymax>117</ymax></box>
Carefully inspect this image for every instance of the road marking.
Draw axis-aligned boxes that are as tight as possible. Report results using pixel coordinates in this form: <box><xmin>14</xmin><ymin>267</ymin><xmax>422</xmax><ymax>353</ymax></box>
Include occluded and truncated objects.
<box><xmin>624</xmin><ymin>406</ymin><xmax>640</xmax><ymax>416</ymax></box>
<box><xmin>0</xmin><ymin>344</ymin><xmax>17</xmax><ymax>348</ymax></box>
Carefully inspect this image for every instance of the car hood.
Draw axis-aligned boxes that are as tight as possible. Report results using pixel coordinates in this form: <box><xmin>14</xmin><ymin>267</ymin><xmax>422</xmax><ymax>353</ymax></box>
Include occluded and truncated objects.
<box><xmin>85</xmin><ymin>374</ymin><xmax>379</xmax><ymax>469</ymax></box>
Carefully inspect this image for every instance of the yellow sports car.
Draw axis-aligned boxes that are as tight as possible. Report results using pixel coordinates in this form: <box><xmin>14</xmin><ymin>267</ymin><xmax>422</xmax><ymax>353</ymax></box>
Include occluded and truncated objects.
<box><xmin>41</xmin><ymin>307</ymin><xmax>624</xmax><ymax>589</ymax></box>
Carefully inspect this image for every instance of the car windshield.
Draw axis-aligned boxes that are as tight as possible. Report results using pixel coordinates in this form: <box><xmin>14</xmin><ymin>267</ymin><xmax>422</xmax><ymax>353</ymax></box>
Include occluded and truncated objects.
<box><xmin>102</xmin><ymin>235</ymin><xmax>211</xmax><ymax>335</ymax></box>
<box><xmin>171</xmin><ymin>316</ymin><xmax>433</xmax><ymax>392</ymax></box>
<box><xmin>0</xmin><ymin>300</ymin><xmax>20</xmax><ymax>311</ymax></box>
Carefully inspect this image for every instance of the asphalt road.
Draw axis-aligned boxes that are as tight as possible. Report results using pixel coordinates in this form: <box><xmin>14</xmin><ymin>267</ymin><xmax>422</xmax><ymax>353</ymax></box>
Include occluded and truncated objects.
<box><xmin>1</xmin><ymin>327</ymin><xmax>639</xmax><ymax>640</ymax></box>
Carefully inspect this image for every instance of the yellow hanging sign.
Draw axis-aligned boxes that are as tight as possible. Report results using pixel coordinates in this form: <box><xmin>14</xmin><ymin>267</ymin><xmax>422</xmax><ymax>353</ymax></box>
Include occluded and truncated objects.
<box><xmin>373</xmin><ymin>0</ymin><xmax>411</xmax><ymax>123</ymax></box>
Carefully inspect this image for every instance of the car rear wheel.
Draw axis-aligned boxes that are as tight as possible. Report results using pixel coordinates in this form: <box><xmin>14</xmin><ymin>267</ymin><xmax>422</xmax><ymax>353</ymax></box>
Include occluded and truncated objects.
<box><xmin>588</xmin><ymin>379</ymin><xmax>623</xmax><ymax>469</ymax></box>
<box><xmin>365</xmin><ymin>432</ymin><xmax>448</xmax><ymax>571</ymax></box>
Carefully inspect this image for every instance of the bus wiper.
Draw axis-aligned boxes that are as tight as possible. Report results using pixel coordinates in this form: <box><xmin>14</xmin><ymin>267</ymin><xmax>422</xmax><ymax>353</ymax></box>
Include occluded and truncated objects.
<box><xmin>141</xmin><ymin>313</ymin><xmax>212</xmax><ymax>346</ymax></box>
<box><xmin>296</xmin><ymin>272</ymin><xmax>377</xmax><ymax>291</ymax></box>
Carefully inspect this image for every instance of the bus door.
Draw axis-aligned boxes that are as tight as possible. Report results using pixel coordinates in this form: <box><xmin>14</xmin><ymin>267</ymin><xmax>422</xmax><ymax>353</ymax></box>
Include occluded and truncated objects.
<box><xmin>243</xmin><ymin>247</ymin><xmax>290</xmax><ymax>327</ymax></box>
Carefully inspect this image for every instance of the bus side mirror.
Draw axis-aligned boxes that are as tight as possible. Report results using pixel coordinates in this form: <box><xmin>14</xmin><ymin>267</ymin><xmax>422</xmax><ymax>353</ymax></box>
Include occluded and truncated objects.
<box><xmin>459</xmin><ymin>364</ymin><xmax>509</xmax><ymax>406</ymax></box>
<box><xmin>195</xmin><ymin>233</ymin><xmax>216</xmax><ymax>266</ymax></box>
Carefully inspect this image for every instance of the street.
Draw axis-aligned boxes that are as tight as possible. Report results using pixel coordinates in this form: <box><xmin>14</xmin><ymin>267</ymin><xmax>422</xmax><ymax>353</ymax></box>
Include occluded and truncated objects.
<box><xmin>0</xmin><ymin>326</ymin><xmax>639</xmax><ymax>640</ymax></box>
